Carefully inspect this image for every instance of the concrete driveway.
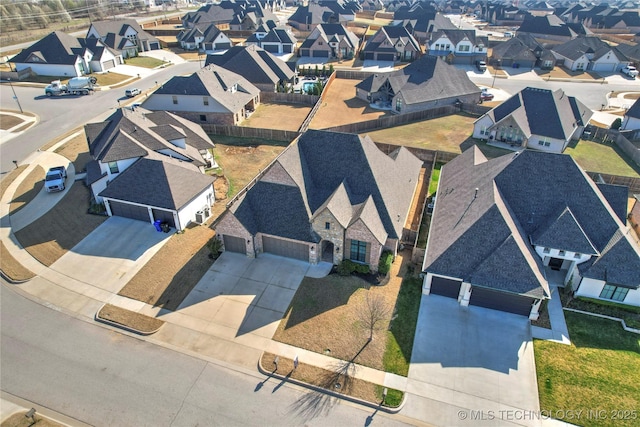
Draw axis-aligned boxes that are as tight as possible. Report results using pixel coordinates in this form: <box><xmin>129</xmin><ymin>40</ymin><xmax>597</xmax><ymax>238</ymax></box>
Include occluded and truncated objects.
<box><xmin>403</xmin><ymin>295</ymin><xmax>540</xmax><ymax>427</ymax></box>
<box><xmin>162</xmin><ymin>252</ymin><xmax>311</xmax><ymax>340</ymax></box>
<box><xmin>49</xmin><ymin>216</ymin><xmax>172</xmax><ymax>293</ymax></box>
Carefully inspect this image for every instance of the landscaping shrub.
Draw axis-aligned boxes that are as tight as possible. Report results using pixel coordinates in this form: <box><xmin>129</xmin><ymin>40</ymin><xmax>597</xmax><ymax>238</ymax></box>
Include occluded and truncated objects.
<box><xmin>378</xmin><ymin>250</ymin><xmax>394</xmax><ymax>275</ymax></box>
<box><xmin>355</xmin><ymin>263</ymin><xmax>370</xmax><ymax>274</ymax></box>
<box><xmin>611</xmin><ymin>117</ymin><xmax>622</xmax><ymax>130</ymax></box>
<box><xmin>337</xmin><ymin>259</ymin><xmax>356</xmax><ymax>276</ymax></box>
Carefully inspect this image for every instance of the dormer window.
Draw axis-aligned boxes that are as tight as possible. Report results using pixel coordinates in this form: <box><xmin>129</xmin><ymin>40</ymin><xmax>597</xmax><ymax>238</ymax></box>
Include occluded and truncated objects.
<box><xmin>559</xmin><ymin>250</ymin><xmax>566</xmax><ymax>256</ymax></box>
<box><xmin>108</xmin><ymin>162</ymin><xmax>119</xmax><ymax>174</ymax></box>
<box><xmin>543</xmin><ymin>247</ymin><xmax>550</xmax><ymax>254</ymax></box>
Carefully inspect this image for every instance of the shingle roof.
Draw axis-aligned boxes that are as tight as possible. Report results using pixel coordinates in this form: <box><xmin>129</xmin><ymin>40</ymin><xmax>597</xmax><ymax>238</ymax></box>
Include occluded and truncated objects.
<box><xmin>617</xmin><ymin>43</ymin><xmax>640</xmax><ymax>62</ymax></box>
<box><xmin>517</xmin><ymin>14</ymin><xmax>577</xmax><ymax>37</ymax></box>
<box><xmin>225</xmin><ymin>130</ymin><xmax>422</xmax><ymax>243</ymax></box>
<box><xmin>579</xmin><ymin>229</ymin><xmax>640</xmax><ymax>288</ymax></box>
<box><xmin>362</xmin><ymin>25</ymin><xmax>420</xmax><ymax>54</ymax></box>
<box><xmin>490</xmin><ymin>36</ymin><xmax>538</xmax><ymax>62</ymax></box>
<box><xmin>430</xmin><ymin>29</ymin><xmax>487</xmax><ymax>46</ymax></box>
<box><xmin>88</xmin><ymin>19</ymin><xmax>159</xmax><ymax>48</ymax></box>
<box><xmin>99</xmin><ymin>158</ymin><xmax>214</xmax><ymax>210</ymax></box>
<box><xmin>486</xmin><ymin>87</ymin><xmax>592</xmax><ymax>141</ymax></box>
<box><xmin>596</xmin><ymin>183</ymin><xmax>629</xmax><ymax>224</ymax></box>
<box><xmin>552</xmin><ymin>36</ymin><xmax>627</xmax><ymax>62</ymax></box>
<box><xmin>356</xmin><ymin>55</ymin><xmax>480</xmax><ymax>105</ymax></box>
<box><xmin>625</xmin><ymin>98</ymin><xmax>640</xmax><ymax>120</ymax></box>
<box><xmin>423</xmin><ymin>146</ymin><xmax>640</xmax><ymax>295</ymax></box>
<box><xmin>530</xmin><ymin>206</ymin><xmax>598</xmax><ymax>255</ymax></box>
<box><xmin>10</xmin><ymin>31</ymin><xmax>85</xmax><ymax>65</ymax></box>
<box><xmin>307</xmin><ymin>24</ymin><xmax>360</xmax><ymax>50</ymax></box>
<box><xmin>152</xmin><ymin>64</ymin><xmax>260</xmax><ymax>113</ymax></box>
<box><xmin>205</xmin><ymin>45</ymin><xmax>294</xmax><ymax>86</ymax></box>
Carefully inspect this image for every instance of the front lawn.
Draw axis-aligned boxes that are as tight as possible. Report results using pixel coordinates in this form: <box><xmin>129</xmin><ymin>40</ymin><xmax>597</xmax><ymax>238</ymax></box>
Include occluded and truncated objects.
<box><xmin>124</xmin><ymin>56</ymin><xmax>166</xmax><ymax>68</ymax></box>
<box><xmin>564</xmin><ymin>139</ymin><xmax>640</xmax><ymax>178</ymax></box>
<box><xmin>534</xmin><ymin>311</ymin><xmax>640</xmax><ymax>427</ymax></box>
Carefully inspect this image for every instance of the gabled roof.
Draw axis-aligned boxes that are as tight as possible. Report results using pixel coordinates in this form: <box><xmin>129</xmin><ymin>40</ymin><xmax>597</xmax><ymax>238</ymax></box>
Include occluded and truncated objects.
<box><xmin>430</xmin><ymin>29</ymin><xmax>487</xmax><ymax>46</ymax></box>
<box><xmin>356</xmin><ymin>55</ymin><xmax>480</xmax><ymax>105</ymax></box>
<box><xmin>485</xmin><ymin>87</ymin><xmax>592</xmax><ymax>141</ymax></box>
<box><xmin>261</xmin><ymin>27</ymin><xmax>297</xmax><ymax>44</ymax></box>
<box><xmin>178</xmin><ymin>23</ymin><xmax>226</xmax><ymax>44</ymax></box>
<box><xmin>596</xmin><ymin>183</ymin><xmax>629</xmax><ymax>224</ymax></box>
<box><xmin>362</xmin><ymin>25</ymin><xmax>420</xmax><ymax>54</ymax></box>
<box><xmin>10</xmin><ymin>31</ymin><xmax>85</xmax><ymax>65</ymax></box>
<box><xmin>302</xmin><ymin>24</ymin><xmax>360</xmax><ymax>49</ymax></box>
<box><xmin>617</xmin><ymin>42</ymin><xmax>640</xmax><ymax>62</ymax></box>
<box><xmin>152</xmin><ymin>64</ymin><xmax>260</xmax><ymax>113</ymax></box>
<box><xmin>579</xmin><ymin>229</ymin><xmax>640</xmax><ymax>288</ymax></box>
<box><xmin>226</xmin><ymin>130</ymin><xmax>422</xmax><ymax>243</ymax></box>
<box><xmin>423</xmin><ymin>147</ymin><xmax>640</xmax><ymax>295</ymax></box>
<box><xmin>552</xmin><ymin>36</ymin><xmax>627</xmax><ymax>62</ymax></box>
<box><xmin>517</xmin><ymin>14</ymin><xmax>578</xmax><ymax>37</ymax></box>
<box><xmin>205</xmin><ymin>45</ymin><xmax>294</xmax><ymax>85</ymax></box>
<box><xmin>88</xmin><ymin>19</ymin><xmax>159</xmax><ymax>49</ymax></box>
<box><xmin>530</xmin><ymin>206</ymin><xmax>598</xmax><ymax>255</ymax></box>
<box><xmin>99</xmin><ymin>158</ymin><xmax>214</xmax><ymax>211</ymax></box>
<box><xmin>490</xmin><ymin>36</ymin><xmax>538</xmax><ymax>62</ymax></box>
<box><xmin>626</xmin><ymin>98</ymin><xmax>640</xmax><ymax>119</ymax></box>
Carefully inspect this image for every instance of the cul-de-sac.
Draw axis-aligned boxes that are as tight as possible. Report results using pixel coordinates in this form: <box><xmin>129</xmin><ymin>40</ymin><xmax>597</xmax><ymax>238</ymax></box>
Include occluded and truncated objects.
<box><xmin>1</xmin><ymin>1</ymin><xmax>639</xmax><ymax>426</ymax></box>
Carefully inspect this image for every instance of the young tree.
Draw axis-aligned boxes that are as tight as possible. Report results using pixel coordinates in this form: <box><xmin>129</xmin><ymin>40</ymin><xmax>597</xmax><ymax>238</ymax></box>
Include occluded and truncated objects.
<box><xmin>356</xmin><ymin>293</ymin><xmax>392</xmax><ymax>342</ymax></box>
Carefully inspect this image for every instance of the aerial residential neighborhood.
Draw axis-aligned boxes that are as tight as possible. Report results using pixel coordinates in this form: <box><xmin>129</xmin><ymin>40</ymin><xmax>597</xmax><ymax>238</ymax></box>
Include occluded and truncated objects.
<box><xmin>1</xmin><ymin>0</ymin><xmax>639</xmax><ymax>426</ymax></box>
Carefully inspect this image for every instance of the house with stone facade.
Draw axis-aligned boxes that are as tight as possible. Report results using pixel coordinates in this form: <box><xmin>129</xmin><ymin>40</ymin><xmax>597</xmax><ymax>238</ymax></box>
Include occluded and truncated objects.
<box><xmin>141</xmin><ymin>64</ymin><xmax>260</xmax><ymax>126</ymax></box>
<box><xmin>214</xmin><ymin>130</ymin><xmax>422</xmax><ymax>271</ymax></box>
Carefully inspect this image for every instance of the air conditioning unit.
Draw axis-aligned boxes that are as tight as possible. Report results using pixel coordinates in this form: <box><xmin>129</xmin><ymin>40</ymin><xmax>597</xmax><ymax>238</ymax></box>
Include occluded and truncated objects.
<box><xmin>203</xmin><ymin>206</ymin><xmax>211</xmax><ymax>218</ymax></box>
<box><xmin>195</xmin><ymin>210</ymin><xmax>205</xmax><ymax>224</ymax></box>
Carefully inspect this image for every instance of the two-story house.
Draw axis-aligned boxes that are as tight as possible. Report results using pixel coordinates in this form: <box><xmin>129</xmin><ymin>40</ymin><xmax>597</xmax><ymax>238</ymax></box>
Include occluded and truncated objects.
<box><xmin>177</xmin><ymin>23</ymin><xmax>233</xmax><ymax>53</ymax></box>
<box><xmin>298</xmin><ymin>23</ymin><xmax>360</xmax><ymax>60</ymax></box>
<box><xmin>245</xmin><ymin>25</ymin><xmax>298</xmax><ymax>56</ymax></box>
<box><xmin>427</xmin><ymin>29</ymin><xmax>488</xmax><ymax>65</ymax></box>
<box><xmin>86</xmin><ymin>19</ymin><xmax>160</xmax><ymax>58</ymax></box>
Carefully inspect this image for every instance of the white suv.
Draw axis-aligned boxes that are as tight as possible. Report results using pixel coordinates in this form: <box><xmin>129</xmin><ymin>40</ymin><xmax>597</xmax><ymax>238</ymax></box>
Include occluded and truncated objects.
<box><xmin>621</xmin><ymin>65</ymin><xmax>638</xmax><ymax>78</ymax></box>
<box><xmin>125</xmin><ymin>88</ymin><xmax>141</xmax><ymax>97</ymax></box>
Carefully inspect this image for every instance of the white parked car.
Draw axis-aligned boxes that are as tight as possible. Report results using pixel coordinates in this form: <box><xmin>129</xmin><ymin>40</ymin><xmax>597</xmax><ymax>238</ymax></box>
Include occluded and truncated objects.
<box><xmin>621</xmin><ymin>65</ymin><xmax>638</xmax><ymax>78</ymax></box>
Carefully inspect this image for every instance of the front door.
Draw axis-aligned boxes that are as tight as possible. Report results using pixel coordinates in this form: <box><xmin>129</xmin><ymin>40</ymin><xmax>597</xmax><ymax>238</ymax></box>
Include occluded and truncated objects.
<box><xmin>548</xmin><ymin>257</ymin><xmax>563</xmax><ymax>271</ymax></box>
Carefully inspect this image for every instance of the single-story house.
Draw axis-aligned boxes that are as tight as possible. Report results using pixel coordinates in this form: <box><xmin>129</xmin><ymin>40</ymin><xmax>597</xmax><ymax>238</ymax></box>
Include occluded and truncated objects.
<box><xmin>177</xmin><ymin>23</ymin><xmax>233</xmax><ymax>53</ymax></box>
<box><xmin>10</xmin><ymin>31</ymin><xmax>94</xmax><ymax>77</ymax></box>
<box><xmin>426</xmin><ymin>29</ymin><xmax>488</xmax><ymax>65</ymax></box>
<box><xmin>288</xmin><ymin>1</ymin><xmax>358</xmax><ymax>31</ymax></box>
<box><xmin>355</xmin><ymin>55</ymin><xmax>481</xmax><ymax>114</ymax></box>
<box><xmin>86</xmin><ymin>19</ymin><xmax>161</xmax><ymax>58</ymax></box>
<box><xmin>298</xmin><ymin>23</ymin><xmax>360</xmax><ymax>60</ymax></box>
<box><xmin>142</xmin><ymin>64</ymin><xmax>260</xmax><ymax>126</ymax></box>
<box><xmin>489</xmin><ymin>33</ymin><xmax>555</xmax><ymax>69</ymax></box>
<box><xmin>473</xmin><ymin>87</ymin><xmax>593</xmax><ymax>153</ymax></box>
<box><xmin>84</xmin><ymin>108</ymin><xmax>216</xmax><ymax>231</ymax></box>
<box><xmin>361</xmin><ymin>25</ymin><xmax>421</xmax><ymax>62</ymax></box>
<box><xmin>552</xmin><ymin>36</ymin><xmax>629</xmax><ymax>72</ymax></box>
<box><xmin>205</xmin><ymin>45</ymin><xmax>295</xmax><ymax>93</ymax></box>
<box><xmin>423</xmin><ymin>147</ymin><xmax>640</xmax><ymax>318</ymax></box>
<box><xmin>246</xmin><ymin>25</ymin><xmax>297</xmax><ymax>55</ymax></box>
<box><xmin>516</xmin><ymin>14</ymin><xmax>590</xmax><ymax>42</ymax></box>
<box><xmin>215</xmin><ymin>130</ymin><xmax>423</xmax><ymax>271</ymax></box>
<box><xmin>622</xmin><ymin>98</ymin><xmax>640</xmax><ymax>131</ymax></box>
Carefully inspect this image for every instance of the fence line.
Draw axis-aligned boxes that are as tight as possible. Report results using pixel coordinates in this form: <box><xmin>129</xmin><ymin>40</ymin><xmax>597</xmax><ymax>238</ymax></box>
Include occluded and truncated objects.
<box><xmin>298</xmin><ymin>72</ymin><xmax>337</xmax><ymax>132</ymax></box>
<box><xmin>202</xmin><ymin>124</ymin><xmax>298</xmax><ymax>142</ymax></box>
<box><xmin>261</xmin><ymin>92</ymin><xmax>319</xmax><ymax>105</ymax></box>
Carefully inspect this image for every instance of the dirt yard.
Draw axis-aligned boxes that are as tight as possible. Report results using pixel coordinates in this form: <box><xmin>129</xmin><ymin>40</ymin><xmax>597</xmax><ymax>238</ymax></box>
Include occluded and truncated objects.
<box><xmin>54</xmin><ymin>132</ymin><xmax>92</xmax><ymax>173</ymax></box>
<box><xmin>309</xmin><ymin>78</ymin><xmax>390</xmax><ymax>129</ymax></box>
<box><xmin>241</xmin><ymin>103</ymin><xmax>311</xmax><ymax>132</ymax></box>
<box><xmin>0</xmin><ymin>114</ymin><xmax>22</xmax><ymax>130</ymax></box>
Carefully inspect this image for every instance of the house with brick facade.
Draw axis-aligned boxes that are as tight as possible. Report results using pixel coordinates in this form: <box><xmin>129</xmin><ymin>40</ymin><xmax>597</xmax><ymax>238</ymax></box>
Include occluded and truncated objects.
<box><xmin>141</xmin><ymin>64</ymin><xmax>260</xmax><ymax>126</ymax></box>
<box><xmin>214</xmin><ymin>130</ymin><xmax>422</xmax><ymax>271</ymax></box>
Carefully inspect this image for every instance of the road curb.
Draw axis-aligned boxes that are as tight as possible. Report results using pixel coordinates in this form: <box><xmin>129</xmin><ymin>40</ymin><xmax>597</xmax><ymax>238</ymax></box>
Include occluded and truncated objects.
<box><xmin>256</xmin><ymin>352</ymin><xmax>407</xmax><ymax>414</ymax></box>
<box><xmin>94</xmin><ymin>303</ymin><xmax>163</xmax><ymax>336</ymax></box>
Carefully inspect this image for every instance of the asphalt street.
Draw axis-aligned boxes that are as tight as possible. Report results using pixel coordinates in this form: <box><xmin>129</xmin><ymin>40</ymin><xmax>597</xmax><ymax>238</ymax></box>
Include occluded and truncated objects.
<box><xmin>0</xmin><ymin>282</ymin><xmax>415</xmax><ymax>427</ymax></box>
<box><xmin>0</xmin><ymin>61</ymin><xmax>200</xmax><ymax>174</ymax></box>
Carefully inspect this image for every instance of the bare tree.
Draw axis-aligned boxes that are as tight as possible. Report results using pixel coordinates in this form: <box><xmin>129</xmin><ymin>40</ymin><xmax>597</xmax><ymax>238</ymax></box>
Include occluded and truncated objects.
<box><xmin>357</xmin><ymin>292</ymin><xmax>392</xmax><ymax>342</ymax></box>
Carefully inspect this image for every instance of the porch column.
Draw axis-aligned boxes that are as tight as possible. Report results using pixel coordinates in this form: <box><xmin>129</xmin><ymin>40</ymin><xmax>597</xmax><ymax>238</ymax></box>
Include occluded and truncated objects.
<box><xmin>529</xmin><ymin>299</ymin><xmax>542</xmax><ymax>321</ymax></box>
<box><xmin>422</xmin><ymin>273</ymin><xmax>433</xmax><ymax>295</ymax></box>
<box><xmin>565</xmin><ymin>261</ymin><xmax>577</xmax><ymax>287</ymax></box>
<box><xmin>459</xmin><ymin>282</ymin><xmax>472</xmax><ymax>307</ymax></box>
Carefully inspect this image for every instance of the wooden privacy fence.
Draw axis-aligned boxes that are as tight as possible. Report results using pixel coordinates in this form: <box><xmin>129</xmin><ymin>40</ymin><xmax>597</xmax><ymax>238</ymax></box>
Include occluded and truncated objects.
<box><xmin>587</xmin><ymin>172</ymin><xmax>640</xmax><ymax>194</ymax></box>
<box><xmin>261</xmin><ymin>92</ymin><xmax>319</xmax><ymax>105</ymax></box>
<box><xmin>202</xmin><ymin>124</ymin><xmax>299</xmax><ymax>142</ymax></box>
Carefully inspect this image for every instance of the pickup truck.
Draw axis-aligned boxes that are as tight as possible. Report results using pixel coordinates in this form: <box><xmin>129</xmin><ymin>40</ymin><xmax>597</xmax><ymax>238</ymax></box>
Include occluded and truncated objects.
<box><xmin>45</xmin><ymin>166</ymin><xmax>67</xmax><ymax>193</ymax></box>
<box><xmin>621</xmin><ymin>65</ymin><xmax>638</xmax><ymax>78</ymax></box>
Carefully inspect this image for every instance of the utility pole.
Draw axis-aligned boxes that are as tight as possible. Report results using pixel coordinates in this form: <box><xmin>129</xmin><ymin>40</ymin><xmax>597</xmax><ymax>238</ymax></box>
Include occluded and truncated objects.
<box><xmin>7</xmin><ymin>78</ymin><xmax>23</xmax><ymax>113</ymax></box>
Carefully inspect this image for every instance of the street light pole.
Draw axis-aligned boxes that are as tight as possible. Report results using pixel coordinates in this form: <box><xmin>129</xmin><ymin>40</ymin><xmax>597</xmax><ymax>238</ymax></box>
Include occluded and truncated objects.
<box><xmin>7</xmin><ymin>78</ymin><xmax>23</xmax><ymax>113</ymax></box>
<box><xmin>491</xmin><ymin>60</ymin><xmax>501</xmax><ymax>88</ymax></box>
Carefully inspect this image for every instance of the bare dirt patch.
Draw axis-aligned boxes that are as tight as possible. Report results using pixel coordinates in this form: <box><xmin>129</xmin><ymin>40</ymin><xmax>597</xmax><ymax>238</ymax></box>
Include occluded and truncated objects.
<box><xmin>54</xmin><ymin>131</ymin><xmax>92</xmax><ymax>173</ymax></box>
<box><xmin>309</xmin><ymin>78</ymin><xmax>390</xmax><ymax>129</ymax></box>
<box><xmin>535</xmin><ymin>67</ymin><xmax>600</xmax><ymax>80</ymax></box>
<box><xmin>97</xmin><ymin>303</ymin><xmax>165</xmax><ymax>333</ymax></box>
<box><xmin>241</xmin><ymin>103</ymin><xmax>311</xmax><ymax>131</ymax></box>
<box><xmin>9</xmin><ymin>165</ymin><xmax>44</xmax><ymax>215</ymax></box>
<box><xmin>0</xmin><ymin>114</ymin><xmax>23</xmax><ymax>130</ymax></box>
<box><xmin>14</xmin><ymin>184</ymin><xmax>108</xmax><ymax>266</ymax></box>
<box><xmin>1</xmin><ymin>411</ymin><xmax>66</xmax><ymax>427</ymax></box>
<box><xmin>0</xmin><ymin>241</ymin><xmax>35</xmax><ymax>281</ymax></box>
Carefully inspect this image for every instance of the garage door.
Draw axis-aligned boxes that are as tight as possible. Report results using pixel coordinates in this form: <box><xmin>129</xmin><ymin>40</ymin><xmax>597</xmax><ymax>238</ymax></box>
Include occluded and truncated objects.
<box><xmin>376</xmin><ymin>53</ymin><xmax>395</xmax><ymax>61</ymax></box>
<box><xmin>593</xmin><ymin>63</ymin><xmax>616</xmax><ymax>72</ymax></box>
<box><xmin>469</xmin><ymin>287</ymin><xmax>533</xmax><ymax>316</ymax></box>
<box><xmin>152</xmin><ymin>209</ymin><xmax>175</xmax><ymax>228</ymax></box>
<box><xmin>430</xmin><ymin>276</ymin><xmax>462</xmax><ymax>299</ymax></box>
<box><xmin>264</xmin><ymin>44</ymin><xmax>279</xmax><ymax>53</ymax></box>
<box><xmin>300</xmin><ymin>49</ymin><xmax>310</xmax><ymax>56</ymax></box>
<box><xmin>109</xmin><ymin>201</ymin><xmax>149</xmax><ymax>223</ymax></box>
<box><xmin>149</xmin><ymin>42</ymin><xmax>160</xmax><ymax>50</ymax></box>
<box><xmin>223</xmin><ymin>235</ymin><xmax>246</xmax><ymax>253</ymax></box>
<box><xmin>262</xmin><ymin>236</ymin><xmax>309</xmax><ymax>261</ymax></box>
<box><xmin>364</xmin><ymin>52</ymin><xmax>374</xmax><ymax>60</ymax></box>
<box><xmin>214</xmin><ymin>42</ymin><xmax>231</xmax><ymax>50</ymax></box>
<box><xmin>283</xmin><ymin>45</ymin><xmax>292</xmax><ymax>53</ymax></box>
<box><xmin>102</xmin><ymin>59</ymin><xmax>115</xmax><ymax>70</ymax></box>
<box><xmin>313</xmin><ymin>50</ymin><xmax>329</xmax><ymax>57</ymax></box>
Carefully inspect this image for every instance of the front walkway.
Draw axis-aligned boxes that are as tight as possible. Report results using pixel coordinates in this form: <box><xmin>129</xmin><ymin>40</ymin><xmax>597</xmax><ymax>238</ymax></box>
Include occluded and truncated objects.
<box><xmin>531</xmin><ymin>285</ymin><xmax>571</xmax><ymax>345</ymax></box>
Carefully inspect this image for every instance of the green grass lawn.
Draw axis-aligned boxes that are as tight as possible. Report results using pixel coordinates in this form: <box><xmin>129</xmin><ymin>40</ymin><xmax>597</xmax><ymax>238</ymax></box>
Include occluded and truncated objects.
<box><xmin>562</xmin><ymin>139</ymin><xmax>640</xmax><ymax>178</ymax></box>
<box><xmin>534</xmin><ymin>311</ymin><xmax>640</xmax><ymax>427</ymax></box>
<box><xmin>429</xmin><ymin>162</ymin><xmax>444</xmax><ymax>195</ymax></box>
<box><xmin>124</xmin><ymin>56</ymin><xmax>166</xmax><ymax>68</ymax></box>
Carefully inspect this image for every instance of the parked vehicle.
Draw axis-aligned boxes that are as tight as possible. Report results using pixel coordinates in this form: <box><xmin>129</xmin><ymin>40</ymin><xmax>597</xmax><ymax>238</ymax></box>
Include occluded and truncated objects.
<box><xmin>480</xmin><ymin>91</ymin><xmax>494</xmax><ymax>101</ymax></box>
<box><xmin>582</xmin><ymin>124</ymin><xmax>594</xmax><ymax>139</ymax></box>
<box><xmin>125</xmin><ymin>88</ymin><xmax>141</xmax><ymax>97</ymax></box>
<box><xmin>44</xmin><ymin>166</ymin><xmax>67</xmax><ymax>192</ymax></box>
<box><xmin>45</xmin><ymin>76</ymin><xmax>97</xmax><ymax>96</ymax></box>
<box><xmin>621</xmin><ymin>65</ymin><xmax>638</xmax><ymax>78</ymax></box>
<box><xmin>503</xmin><ymin>32</ymin><xmax>513</xmax><ymax>38</ymax></box>
<box><xmin>476</xmin><ymin>60</ymin><xmax>487</xmax><ymax>72</ymax></box>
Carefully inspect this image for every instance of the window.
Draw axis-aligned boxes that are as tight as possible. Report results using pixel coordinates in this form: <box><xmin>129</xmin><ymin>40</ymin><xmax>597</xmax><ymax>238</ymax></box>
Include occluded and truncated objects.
<box><xmin>480</xmin><ymin>126</ymin><xmax>488</xmax><ymax>135</ymax></box>
<box><xmin>459</xmin><ymin>45</ymin><xmax>470</xmax><ymax>52</ymax></box>
<box><xmin>559</xmin><ymin>250</ymin><xmax>566</xmax><ymax>256</ymax></box>
<box><xmin>108</xmin><ymin>162</ymin><xmax>119</xmax><ymax>174</ymax></box>
<box><xmin>543</xmin><ymin>247</ymin><xmax>550</xmax><ymax>254</ymax></box>
<box><xmin>350</xmin><ymin>240</ymin><xmax>367</xmax><ymax>263</ymax></box>
<box><xmin>396</xmin><ymin>98</ymin><xmax>402</xmax><ymax>112</ymax></box>
<box><xmin>172</xmin><ymin>95</ymin><xmax>178</xmax><ymax>105</ymax></box>
<box><xmin>200</xmin><ymin>115</ymin><xmax>206</xmax><ymax>122</ymax></box>
<box><xmin>599</xmin><ymin>284</ymin><xmax>629</xmax><ymax>302</ymax></box>
<box><xmin>325</xmin><ymin>222</ymin><xmax>330</xmax><ymax>230</ymax></box>
<box><xmin>203</xmin><ymin>97</ymin><xmax>209</xmax><ymax>106</ymax></box>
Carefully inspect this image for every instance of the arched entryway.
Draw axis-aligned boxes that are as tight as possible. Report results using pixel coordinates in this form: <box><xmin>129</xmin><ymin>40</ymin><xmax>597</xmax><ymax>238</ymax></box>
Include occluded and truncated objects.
<box><xmin>321</xmin><ymin>241</ymin><xmax>334</xmax><ymax>263</ymax></box>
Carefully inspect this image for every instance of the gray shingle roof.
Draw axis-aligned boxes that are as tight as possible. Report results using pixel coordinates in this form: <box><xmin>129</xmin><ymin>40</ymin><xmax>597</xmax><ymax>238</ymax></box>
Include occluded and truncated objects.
<box><xmin>596</xmin><ymin>183</ymin><xmax>629</xmax><ymax>224</ymax></box>
<box><xmin>430</xmin><ymin>29</ymin><xmax>487</xmax><ymax>47</ymax></box>
<box><xmin>362</xmin><ymin>25</ymin><xmax>420</xmax><ymax>54</ymax></box>
<box><xmin>10</xmin><ymin>31</ymin><xmax>85</xmax><ymax>65</ymax></box>
<box><xmin>88</xmin><ymin>19</ymin><xmax>159</xmax><ymax>49</ymax></box>
<box><xmin>355</xmin><ymin>55</ymin><xmax>480</xmax><ymax>105</ymax></box>
<box><xmin>152</xmin><ymin>64</ymin><xmax>260</xmax><ymax>113</ymax></box>
<box><xmin>530</xmin><ymin>206</ymin><xmax>598</xmax><ymax>255</ymax></box>
<box><xmin>205</xmin><ymin>45</ymin><xmax>294</xmax><ymax>86</ymax></box>
<box><xmin>552</xmin><ymin>36</ymin><xmax>627</xmax><ymax>62</ymax></box>
<box><xmin>517</xmin><ymin>14</ymin><xmax>578</xmax><ymax>37</ymax></box>
<box><xmin>99</xmin><ymin>158</ymin><xmax>214</xmax><ymax>210</ymax></box>
<box><xmin>225</xmin><ymin>130</ymin><xmax>422</xmax><ymax>244</ymax></box>
<box><xmin>579</xmin><ymin>229</ymin><xmax>640</xmax><ymax>288</ymax></box>
<box><xmin>423</xmin><ymin>146</ymin><xmax>640</xmax><ymax>295</ymax></box>
<box><xmin>625</xmin><ymin>98</ymin><xmax>640</xmax><ymax>120</ymax></box>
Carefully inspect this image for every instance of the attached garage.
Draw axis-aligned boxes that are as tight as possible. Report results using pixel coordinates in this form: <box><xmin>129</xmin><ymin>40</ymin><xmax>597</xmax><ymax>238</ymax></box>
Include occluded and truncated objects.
<box><xmin>214</xmin><ymin>42</ymin><xmax>231</xmax><ymax>50</ymax></box>
<box><xmin>430</xmin><ymin>276</ymin><xmax>462</xmax><ymax>299</ymax></box>
<box><xmin>109</xmin><ymin>201</ymin><xmax>150</xmax><ymax>223</ymax></box>
<box><xmin>312</xmin><ymin>50</ymin><xmax>330</xmax><ymax>58</ymax></box>
<box><xmin>102</xmin><ymin>59</ymin><xmax>115</xmax><ymax>70</ymax></box>
<box><xmin>300</xmin><ymin>49</ymin><xmax>310</xmax><ymax>56</ymax></box>
<box><xmin>223</xmin><ymin>235</ymin><xmax>246</xmax><ymax>253</ymax></box>
<box><xmin>469</xmin><ymin>287</ymin><xmax>534</xmax><ymax>316</ymax></box>
<box><xmin>283</xmin><ymin>45</ymin><xmax>292</xmax><ymax>53</ymax></box>
<box><xmin>149</xmin><ymin>42</ymin><xmax>161</xmax><ymax>50</ymax></box>
<box><xmin>262</xmin><ymin>236</ymin><xmax>309</xmax><ymax>261</ymax></box>
<box><xmin>152</xmin><ymin>208</ymin><xmax>175</xmax><ymax>228</ymax></box>
<box><xmin>376</xmin><ymin>53</ymin><xmax>395</xmax><ymax>61</ymax></box>
<box><xmin>264</xmin><ymin>44</ymin><xmax>279</xmax><ymax>53</ymax></box>
<box><xmin>593</xmin><ymin>62</ymin><xmax>616</xmax><ymax>72</ymax></box>
<box><xmin>364</xmin><ymin>52</ymin><xmax>375</xmax><ymax>60</ymax></box>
